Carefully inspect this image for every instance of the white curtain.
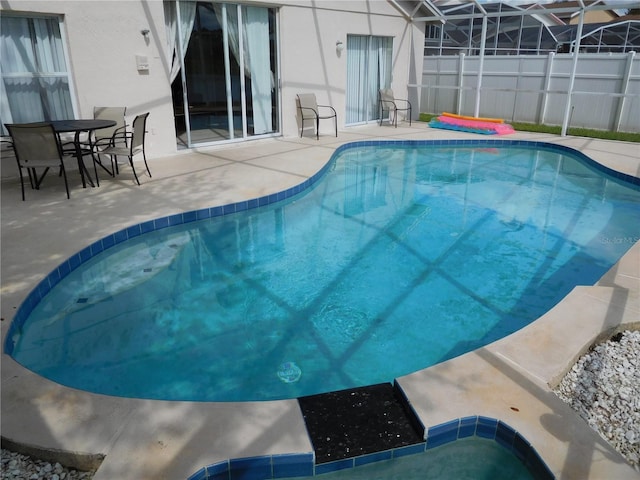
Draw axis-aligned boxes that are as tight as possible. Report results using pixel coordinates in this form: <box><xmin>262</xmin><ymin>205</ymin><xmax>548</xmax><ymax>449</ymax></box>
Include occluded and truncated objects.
<box><xmin>346</xmin><ymin>35</ymin><xmax>392</xmax><ymax>124</ymax></box>
<box><xmin>373</xmin><ymin>37</ymin><xmax>392</xmax><ymax>122</ymax></box>
<box><xmin>212</xmin><ymin>3</ymin><xmax>272</xmax><ymax>134</ymax></box>
<box><xmin>0</xmin><ymin>16</ymin><xmax>73</xmax><ymax>130</ymax></box>
<box><xmin>164</xmin><ymin>0</ymin><xmax>197</xmax><ymax>82</ymax></box>
<box><xmin>346</xmin><ymin>35</ymin><xmax>368</xmax><ymax>124</ymax></box>
<box><xmin>243</xmin><ymin>6</ymin><xmax>272</xmax><ymax>134</ymax></box>
<box><xmin>365</xmin><ymin>38</ymin><xmax>380</xmax><ymax>122</ymax></box>
<box><xmin>377</xmin><ymin>37</ymin><xmax>393</xmax><ymax>97</ymax></box>
<box><xmin>215</xmin><ymin>4</ymin><xmax>242</xmax><ymax>73</ymax></box>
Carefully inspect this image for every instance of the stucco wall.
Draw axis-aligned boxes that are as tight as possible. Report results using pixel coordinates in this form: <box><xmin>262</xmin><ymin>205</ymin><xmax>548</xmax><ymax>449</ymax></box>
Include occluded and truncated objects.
<box><xmin>279</xmin><ymin>1</ymin><xmax>425</xmax><ymax>137</ymax></box>
<box><xmin>1</xmin><ymin>0</ymin><xmax>424</xmax><ymax>156</ymax></box>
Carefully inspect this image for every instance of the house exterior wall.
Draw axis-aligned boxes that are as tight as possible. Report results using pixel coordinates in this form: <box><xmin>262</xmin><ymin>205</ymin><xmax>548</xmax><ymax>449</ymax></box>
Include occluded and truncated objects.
<box><xmin>278</xmin><ymin>1</ymin><xmax>424</xmax><ymax>136</ymax></box>
<box><xmin>1</xmin><ymin>0</ymin><xmax>176</xmax><ymax>157</ymax></box>
<box><xmin>1</xmin><ymin>1</ymin><xmax>424</xmax><ymax>157</ymax></box>
<box><xmin>568</xmin><ymin>10</ymin><xmax>616</xmax><ymax>24</ymax></box>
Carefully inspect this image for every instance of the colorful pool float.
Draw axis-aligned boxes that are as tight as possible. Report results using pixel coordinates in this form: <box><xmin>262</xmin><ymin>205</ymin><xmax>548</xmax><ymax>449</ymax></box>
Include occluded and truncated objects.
<box><xmin>429</xmin><ymin>112</ymin><xmax>515</xmax><ymax>135</ymax></box>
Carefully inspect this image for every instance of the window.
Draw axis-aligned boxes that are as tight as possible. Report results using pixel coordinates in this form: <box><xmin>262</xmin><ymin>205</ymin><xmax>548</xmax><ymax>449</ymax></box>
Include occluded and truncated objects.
<box><xmin>1</xmin><ymin>15</ymin><xmax>74</xmax><ymax>133</ymax></box>
<box><xmin>426</xmin><ymin>24</ymin><xmax>441</xmax><ymax>40</ymax></box>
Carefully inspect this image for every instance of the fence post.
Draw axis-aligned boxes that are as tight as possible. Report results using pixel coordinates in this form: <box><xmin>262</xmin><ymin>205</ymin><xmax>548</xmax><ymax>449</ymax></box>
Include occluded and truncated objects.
<box><xmin>614</xmin><ymin>51</ymin><xmax>635</xmax><ymax>132</ymax></box>
<box><xmin>561</xmin><ymin>8</ymin><xmax>584</xmax><ymax>136</ymax></box>
<box><xmin>540</xmin><ymin>52</ymin><xmax>555</xmax><ymax>125</ymax></box>
<box><xmin>473</xmin><ymin>14</ymin><xmax>488</xmax><ymax>118</ymax></box>
<box><xmin>457</xmin><ymin>53</ymin><xmax>465</xmax><ymax>114</ymax></box>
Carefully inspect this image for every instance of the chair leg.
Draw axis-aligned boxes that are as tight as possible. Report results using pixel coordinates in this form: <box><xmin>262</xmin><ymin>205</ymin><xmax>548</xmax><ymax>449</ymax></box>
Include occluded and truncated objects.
<box><xmin>34</xmin><ymin>167</ymin><xmax>50</xmax><ymax>189</ymax></box>
<box><xmin>60</xmin><ymin>163</ymin><xmax>70</xmax><ymax>199</ymax></box>
<box><xmin>142</xmin><ymin>152</ymin><xmax>152</xmax><ymax>178</ymax></box>
<box><xmin>27</xmin><ymin>168</ymin><xmax>36</xmax><ymax>189</ymax></box>
<box><xmin>300</xmin><ymin>119</ymin><xmax>304</xmax><ymax>138</ymax></box>
<box><xmin>92</xmin><ymin>155</ymin><xmax>100</xmax><ymax>187</ymax></box>
<box><xmin>94</xmin><ymin>152</ymin><xmax>115</xmax><ymax>177</ymax></box>
<box><xmin>316</xmin><ymin>117</ymin><xmax>319</xmax><ymax>140</ymax></box>
<box><xmin>18</xmin><ymin>168</ymin><xmax>26</xmax><ymax>201</ymax></box>
<box><xmin>129</xmin><ymin>156</ymin><xmax>141</xmax><ymax>186</ymax></box>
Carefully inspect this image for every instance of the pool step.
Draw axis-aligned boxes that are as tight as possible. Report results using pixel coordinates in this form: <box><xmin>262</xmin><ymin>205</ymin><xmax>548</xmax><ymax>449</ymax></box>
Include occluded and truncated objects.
<box><xmin>298</xmin><ymin>382</ymin><xmax>424</xmax><ymax>464</ymax></box>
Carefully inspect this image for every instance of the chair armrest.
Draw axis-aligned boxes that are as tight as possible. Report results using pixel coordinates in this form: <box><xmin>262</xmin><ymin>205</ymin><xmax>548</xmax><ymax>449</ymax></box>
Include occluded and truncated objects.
<box><xmin>113</xmin><ymin>125</ymin><xmax>130</xmax><ymax>137</ymax></box>
<box><xmin>317</xmin><ymin>104</ymin><xmax>337</xmax><ymax>117</ymax></box>
<box><xmin>92</xmin><ymin>137</ymin><xmax>113</xmax><ymax>149</ymax></box>
<box><xmin>317</xmin><ymin>104</ymin><xmax>336</xmax><ymax>113</ymax></box>
<box><xmin>111</xmin><ymin>128</ymin><xmax>132</xmax><ymax>143</ymax></box>
<box><xmin>56</xmin><ymin>133</ymin><xmax>80</xmax><ymax>154</ymax></box>
<box><xmin>92</xmin><ymin>127</ymin><xmax>131</xmax><ymax>150</ymax></box>
<box><xmin>393</xmin><ymin>98</ymin><xmax>411</xmax><ymax>108</ymax></box>
<box><xmin>298</xmin><ymin>105</ymin><xmax>319</xmax><ymax>119</ymax></box>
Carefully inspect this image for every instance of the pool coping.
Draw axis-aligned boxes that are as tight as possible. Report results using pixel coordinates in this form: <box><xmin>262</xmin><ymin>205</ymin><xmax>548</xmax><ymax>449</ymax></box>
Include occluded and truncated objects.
<box><xmin>1</xmin><ymin>126</ymin><xmax>639</xmax><ymax>479</ymax></box>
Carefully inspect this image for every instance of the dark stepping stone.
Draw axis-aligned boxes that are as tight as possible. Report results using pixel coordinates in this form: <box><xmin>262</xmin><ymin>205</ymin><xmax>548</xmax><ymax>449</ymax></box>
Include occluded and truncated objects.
<box><xmin>298</xmin><ymin>382</ymin><xmax>423</xmax><ymax>464</ymax></box>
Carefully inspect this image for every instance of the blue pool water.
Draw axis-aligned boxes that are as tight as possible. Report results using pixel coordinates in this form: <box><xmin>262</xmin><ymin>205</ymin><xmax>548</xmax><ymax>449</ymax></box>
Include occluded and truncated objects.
<box><xmin>288</xmin><ymin>438</ymin><xmax>536</xmax><ymax>480</ymax></box>
<box><xmin>9</xmin><ymin>142</ymin><xmax>640</xmax><ymax>401</ymax></box>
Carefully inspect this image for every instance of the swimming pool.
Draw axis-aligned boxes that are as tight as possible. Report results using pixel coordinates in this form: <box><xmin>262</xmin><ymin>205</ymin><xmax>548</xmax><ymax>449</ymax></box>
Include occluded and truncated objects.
<box><xmin>289</xmin><ymin>437</ymin><xmax>536</xmax><ymax>480</ymax></box>
<box><xmin>186</xmin><ymin>415</ymin><xmax>554</xmax><ymax>480</ymax></box>
<box><xmin>7</xmin><ymin>140</ymin><xmax>640</xmax><ymax>402</ymax></box>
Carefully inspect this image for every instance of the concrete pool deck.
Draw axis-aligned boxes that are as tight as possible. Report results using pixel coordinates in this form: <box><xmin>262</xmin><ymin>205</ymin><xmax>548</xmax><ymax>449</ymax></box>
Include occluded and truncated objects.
<box><xmin>1</xmin><ymin>122</ymin><xmax>638</xmax><ymax>479</ymax></box>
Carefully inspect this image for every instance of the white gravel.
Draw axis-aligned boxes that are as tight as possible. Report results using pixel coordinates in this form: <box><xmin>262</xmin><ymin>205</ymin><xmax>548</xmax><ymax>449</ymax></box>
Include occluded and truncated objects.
<box><xmin>0</xmin><ymin>449</ymin><xmax>93</xmax><ymax>480</ymax></box>
<box><xmin>554</xmin><ymin>329</ymin><xmax>640</xmax><ymax>472</ymax></box>
<box><xmin>2</xmin><ymin>330</ymin><xmax>638</xmax><ymax>478</ymax></box>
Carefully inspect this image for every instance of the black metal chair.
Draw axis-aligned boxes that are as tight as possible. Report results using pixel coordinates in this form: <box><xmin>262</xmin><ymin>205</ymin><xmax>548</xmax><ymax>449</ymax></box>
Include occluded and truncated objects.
<box><xmin>379</xmin><ymin>89</ymin><xmax>412</xmax><ymax>128</ymax></box>
<box><xmin>5</xmin><ymin>122</ymin><xmax>70</xmax><ymax>200</ymax></box>
<box><xmin>297</xmin><ymin>94</ymin><xmax>337</xmax><ymax>140</ymax></box>
<box><xmin>99</xmin><ymin>112</ymin><xmax>151</xmax><ymax>185</ymax></box>
<box><xmin>89</xmin><ymin>106</ymin><xmax>130</xmax><ymax>176</ymax></box>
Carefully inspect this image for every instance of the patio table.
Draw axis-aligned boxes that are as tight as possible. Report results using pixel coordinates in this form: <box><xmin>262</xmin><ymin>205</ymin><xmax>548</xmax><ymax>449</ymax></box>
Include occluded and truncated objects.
<box><xmin>51</xmin><ymin>119</ymin><xmax>117</xmax><ymax>188</ymax></box>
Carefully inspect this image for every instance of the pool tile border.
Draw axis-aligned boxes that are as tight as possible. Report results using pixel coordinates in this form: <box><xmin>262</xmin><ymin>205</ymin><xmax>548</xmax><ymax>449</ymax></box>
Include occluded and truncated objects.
<box><xmin>186</xmin><ymin>416</ymin><xmax>554</xmax><ymax>480</ymax></box>
<box><xmin>5</xmin><ymin>139</ymin><xmax>638</xmax><ymax>357</ymax></box>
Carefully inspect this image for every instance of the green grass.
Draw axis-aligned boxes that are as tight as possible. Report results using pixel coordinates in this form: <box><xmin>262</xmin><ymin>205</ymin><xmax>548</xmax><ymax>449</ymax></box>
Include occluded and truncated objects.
<box><xmin>419</xmin><ymin>113</ymin><xmax>640</xmax><ymax>143</ymax></box>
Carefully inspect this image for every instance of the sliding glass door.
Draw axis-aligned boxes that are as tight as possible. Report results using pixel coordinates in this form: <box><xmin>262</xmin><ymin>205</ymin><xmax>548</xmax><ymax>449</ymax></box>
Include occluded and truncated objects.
<box><xmin>168</xmin><ymin>1</ymin><xmax>279</xmax><ymax>146</ymax></box>
<box><xmin>345</xmin><ymin>35</ymin><xmax>392</xmax><ymax>125</ymax></box>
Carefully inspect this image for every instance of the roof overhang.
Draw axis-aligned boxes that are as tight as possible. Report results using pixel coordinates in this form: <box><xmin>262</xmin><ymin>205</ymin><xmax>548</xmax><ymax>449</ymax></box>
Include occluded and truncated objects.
<box><xmin>387</xmin><ymin>0</ymin><xmax>446</xmax><ymax>23</ymax></box>
<box><xmin>411</xmin><ymin>1</ymin><xmax>636</xmax><ymax>23</ymax></box>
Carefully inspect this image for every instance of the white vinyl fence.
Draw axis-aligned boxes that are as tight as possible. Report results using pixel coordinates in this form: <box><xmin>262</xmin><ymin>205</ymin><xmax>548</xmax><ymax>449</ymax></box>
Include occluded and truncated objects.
<box><xmin>416</xmin><ymin>52</ymin><xmax>640</xmax><ymax>133</ymax></box>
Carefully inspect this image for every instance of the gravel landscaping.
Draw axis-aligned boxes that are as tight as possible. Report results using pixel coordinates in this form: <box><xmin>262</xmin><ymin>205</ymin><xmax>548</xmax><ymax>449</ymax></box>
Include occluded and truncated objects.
<box><xmin>554</xmin><ymin>329</ymin><xmax>639</xmax><ymax>472</ymax></box>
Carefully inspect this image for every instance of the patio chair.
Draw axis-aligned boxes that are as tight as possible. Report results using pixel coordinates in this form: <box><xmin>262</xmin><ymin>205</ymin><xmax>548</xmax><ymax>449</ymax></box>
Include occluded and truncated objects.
<box><xmin>5</xmin><ymin>122</ymin><xmax>70</xmax><ymax>200</ymax></box>
<box><xmin>379</xmin><ymin>89</ymin><xmax>412</xmax><ymax>128</ymax></box>
<box><xmin>296</xmin><ymin>94</ymin><xmax>337</xmax><ymax>140</ymax></box>
<box><xmin>90</xmin><ymin>106</ymin><xmax>129</xmax><ymax>176</ymax></box>
<box><xmin>99</xmin><ymin>112</ymin><xmax>151</xmax><ymax>185</ymax></box>
<box><xmin>1</xmin><ymin>135</ymin><xmax>15</xmax><ymax>161</ymax></box>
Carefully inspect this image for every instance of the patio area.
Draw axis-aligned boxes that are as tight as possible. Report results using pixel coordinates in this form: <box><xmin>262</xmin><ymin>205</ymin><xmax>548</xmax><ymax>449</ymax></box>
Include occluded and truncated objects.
<box><xmin>1</xmin><ymin>122</ymin><xmax>639</xmax><ymax>479</ymax></box>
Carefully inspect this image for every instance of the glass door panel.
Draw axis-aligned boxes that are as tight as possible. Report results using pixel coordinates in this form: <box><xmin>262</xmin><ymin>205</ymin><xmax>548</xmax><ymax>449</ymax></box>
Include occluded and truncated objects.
<box><xmin>345</xmin><ymin>35</ymin><xmax>392</xmax><ymax>125</ymax></box>
<box><xmin>242</xmin><ymin>6</ymin><xmax>276</xmax><ymax>136</ymax></box>
<box><xmin>186</xmin><ymin>3</ymin><xmax>234</xmax><ymax>143</ymax></box>
<box><xmin>171</xmin><ymin>1</ymin><xmax>278</xmax><ymax>147</ymax></box>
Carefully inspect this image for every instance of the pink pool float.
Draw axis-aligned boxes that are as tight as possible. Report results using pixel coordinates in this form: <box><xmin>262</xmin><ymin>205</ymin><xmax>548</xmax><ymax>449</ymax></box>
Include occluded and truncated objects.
<box><xmin>429</xmin><ymin>112</ymin><xmax>515</xmax><ymax>135</ymax></box>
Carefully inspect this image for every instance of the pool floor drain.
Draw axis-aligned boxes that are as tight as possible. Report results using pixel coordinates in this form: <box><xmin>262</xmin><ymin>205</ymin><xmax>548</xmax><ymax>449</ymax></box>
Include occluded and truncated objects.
<box><xmin>298</xmin><ymin>383</ymin><xmax>423</xmax><ymax>463</ymax></box>
<box><xmin>277</xmin><ymin>362</ymin><xmax>302</xmax><ymax>383</ymax></box>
